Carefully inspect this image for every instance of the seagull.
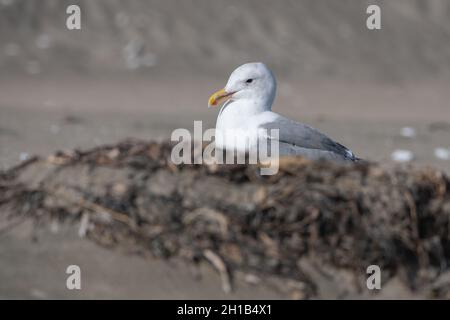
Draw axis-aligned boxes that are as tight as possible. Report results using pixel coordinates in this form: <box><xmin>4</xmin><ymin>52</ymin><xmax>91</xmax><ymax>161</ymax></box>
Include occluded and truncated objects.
<box><xmin>208</xmin><ymin>62</ymin><xmax>359</xmax><ymax>162</ymax></box>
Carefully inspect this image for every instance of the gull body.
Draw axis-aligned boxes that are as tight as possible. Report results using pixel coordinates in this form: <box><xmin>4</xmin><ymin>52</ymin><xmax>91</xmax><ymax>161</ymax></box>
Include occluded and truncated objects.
<box><xmin>208</xmin><ymin>62</ymin><xmax>358</xmax><ymax>162</ymax></box>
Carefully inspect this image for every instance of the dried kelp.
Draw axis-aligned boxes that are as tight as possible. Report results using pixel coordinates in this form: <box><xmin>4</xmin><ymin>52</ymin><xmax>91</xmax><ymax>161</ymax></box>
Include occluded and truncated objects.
<box><xmin>1</xmin><ymin>139</ymin><xmax>450</xmax><ymax>298</ymax></box>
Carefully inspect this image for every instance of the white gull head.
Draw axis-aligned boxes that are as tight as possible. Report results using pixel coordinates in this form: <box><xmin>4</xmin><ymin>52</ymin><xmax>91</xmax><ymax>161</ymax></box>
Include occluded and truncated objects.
<box><xmin>224</xmin><ymin>62</ymin><xmax>276</xmax><ymax>110</ymax></box>
<box><xmin>208</xmin><ymin>62</ymin><xmax>277</xmax><ymax>112</ymax></box>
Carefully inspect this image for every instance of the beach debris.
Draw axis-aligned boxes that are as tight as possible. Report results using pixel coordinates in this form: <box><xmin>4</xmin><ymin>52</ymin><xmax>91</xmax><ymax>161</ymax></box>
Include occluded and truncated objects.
<box><xmin>434</xmin><ymin>147</ymin><xmax>450</xmax><ymax>161</ymax></box>
<box><xmin>391</xmin><ymin>149</ymin><xmax>414</xmax><ymax>162</ymax></box>
<box><xmin>204</xmin><ymin>249</ymin><xmax>232</xmax><ymax>293</ymax></box>
<box><xmin>2</xmin><ymin>140</ymin><xmax>450</xmax><ymax>298</ymax></box>
<box><xmin>400</xmin><ymin>126</ymin><xmax>416</xmax><ymax>138</ymax></box>
<box><xmin>78</xmin><ymin>213</ymin><xmax>90</xmax><ymax>238</ymax></box>
<box><xmin>29</xmin><ymin>288</ymin><xmax>48</xmax><ymax>299</ymax></box>
<box><xmin>244</xmin><ymin>273</ymin><xmax>261</xmax><ymax>285</ymax></box>
<box><xmin>19</xmin><ymin>152</ymin><xmax>29</xmax><ymax>162</ymax></box>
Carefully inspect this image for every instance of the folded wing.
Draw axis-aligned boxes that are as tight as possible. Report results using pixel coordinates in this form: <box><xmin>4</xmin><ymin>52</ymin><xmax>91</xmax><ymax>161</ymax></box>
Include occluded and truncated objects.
<box><xmin>259</xmin><ymin>115</ymin><xmax>357</xmax><ymax>161</ymax></box>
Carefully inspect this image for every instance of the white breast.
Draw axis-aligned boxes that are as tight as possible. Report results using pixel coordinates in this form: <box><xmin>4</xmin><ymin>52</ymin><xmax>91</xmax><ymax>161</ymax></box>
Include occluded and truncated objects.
<box><xmin>215</xmin><ymin>101</ymin><xmax>279</xmax><ymax>153</ymax></box>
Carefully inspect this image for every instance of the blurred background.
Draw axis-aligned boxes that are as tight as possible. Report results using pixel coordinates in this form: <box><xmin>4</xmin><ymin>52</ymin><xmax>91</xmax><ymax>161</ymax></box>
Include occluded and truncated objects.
<box><xmin>1</xmin><ymin>0</ymin><xmax>450</xmax><ymax>299</ymax></box>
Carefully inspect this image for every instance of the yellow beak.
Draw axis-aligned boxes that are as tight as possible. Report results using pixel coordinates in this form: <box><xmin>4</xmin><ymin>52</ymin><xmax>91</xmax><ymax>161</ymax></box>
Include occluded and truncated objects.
<box><xmin>208</xmin><ymin>88</ymin><xmax>234</xmax><ymax>108</ymax></box>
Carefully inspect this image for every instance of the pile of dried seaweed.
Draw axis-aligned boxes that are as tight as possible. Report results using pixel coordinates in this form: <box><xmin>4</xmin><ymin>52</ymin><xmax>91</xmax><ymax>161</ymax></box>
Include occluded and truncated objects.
<box><xmin>1</xmin><ymin>139</ymin><xmax>450</xmax><ymax>297</ymax></box>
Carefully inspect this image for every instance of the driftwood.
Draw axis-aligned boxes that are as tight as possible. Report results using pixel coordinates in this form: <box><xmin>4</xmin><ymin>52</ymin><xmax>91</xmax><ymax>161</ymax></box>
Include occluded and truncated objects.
<box><xmin>1</xmin><ymin>139</ymin><xmax>450</xmax><ymax>298</ymax></box>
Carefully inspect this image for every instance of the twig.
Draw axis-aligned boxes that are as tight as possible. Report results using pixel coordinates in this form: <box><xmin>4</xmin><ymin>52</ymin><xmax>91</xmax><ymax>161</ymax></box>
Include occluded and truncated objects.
<box><xmin>3</xmin><ymin>156</ymin><xmax>40</xmax><ymax>176</ymax></box>
<box><xmin>203</xmin><ymin>249</ymin><xmax>232</xmax><ymax>293</ymax></box>
<box><xmin>404</xmin><ymin>190</ymin><xmax>429</xmax><ymax>269</ymax></box>
<box><xmin>45</xmin><ymin>187</ymin><xmax>134</xmax><ymax>227</ymax></box>
<box><xmin>78</xmin><ymin>212</ymin><xmax>90</xmax><ymax>238</ymax></box>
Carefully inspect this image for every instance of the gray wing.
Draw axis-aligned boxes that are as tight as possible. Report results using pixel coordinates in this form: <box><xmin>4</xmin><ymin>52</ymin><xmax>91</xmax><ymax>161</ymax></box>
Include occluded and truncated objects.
<box><xmin>259</xmin><ymin>116</ymin><xmax>357</xmax><ymax>161</ymax></box>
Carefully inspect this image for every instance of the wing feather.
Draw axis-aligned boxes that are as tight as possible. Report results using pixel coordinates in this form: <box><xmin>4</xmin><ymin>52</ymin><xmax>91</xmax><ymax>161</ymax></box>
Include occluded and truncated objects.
<box><xmin>259</xmin><ymin>116</ymin><xmax>356</xmax><ymax>161</ymax></box>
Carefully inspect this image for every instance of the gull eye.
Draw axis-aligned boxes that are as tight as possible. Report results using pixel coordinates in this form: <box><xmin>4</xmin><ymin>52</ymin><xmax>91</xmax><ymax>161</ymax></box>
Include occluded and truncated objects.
<box><xmin>245</xmin><ymin>78</ymin><xmax>253</xmax><ymax>84</ymax></box>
